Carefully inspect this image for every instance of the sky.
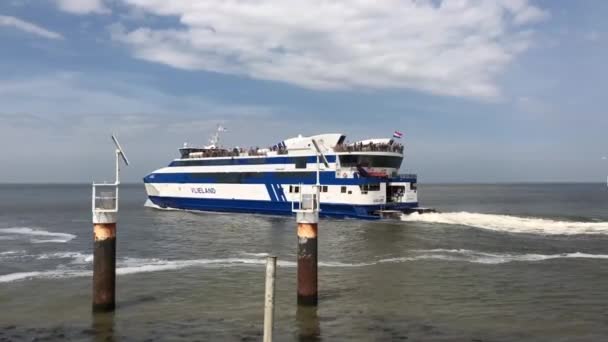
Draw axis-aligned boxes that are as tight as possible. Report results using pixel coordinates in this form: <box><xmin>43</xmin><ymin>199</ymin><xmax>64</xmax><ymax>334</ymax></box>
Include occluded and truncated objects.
<box><xmin>0</xmin><ymin>0</ymin><xmax>607</xmax><ymax>183</ymax></box>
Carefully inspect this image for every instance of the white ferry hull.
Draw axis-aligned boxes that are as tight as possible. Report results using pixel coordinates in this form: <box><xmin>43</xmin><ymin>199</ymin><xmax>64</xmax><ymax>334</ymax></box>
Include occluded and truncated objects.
<box><xmin>144</xmin><ymin>133</ymin><xmax>420</xmax><ymax>219</ymax></box>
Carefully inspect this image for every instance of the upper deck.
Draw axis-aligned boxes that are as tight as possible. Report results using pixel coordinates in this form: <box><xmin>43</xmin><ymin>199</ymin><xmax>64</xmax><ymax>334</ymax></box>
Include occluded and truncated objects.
<box><xmin>160</xmin><ymin>132</ymin><xmax>414</xmax><ymax>180</ymax></box>
<box><xmin>178</xmin><ymin>133</ymin><xmax>404</xmax><ymax>160</ymax></box>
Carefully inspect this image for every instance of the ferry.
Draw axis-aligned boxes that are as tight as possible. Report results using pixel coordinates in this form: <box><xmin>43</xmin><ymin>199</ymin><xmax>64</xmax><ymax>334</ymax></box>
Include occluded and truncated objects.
<box><xmin>144</xmin><ymin>128</ymin><xmax>425</xmax><ymax>219</ymax></box>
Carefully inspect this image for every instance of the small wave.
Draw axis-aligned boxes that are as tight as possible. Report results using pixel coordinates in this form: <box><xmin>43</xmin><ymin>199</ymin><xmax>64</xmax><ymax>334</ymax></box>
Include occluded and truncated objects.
<box><xmin>0</xmin><ymin>270</ymin><xmax>90</xmax><ymax>283</ymax></box>
<box><xmin>318</xmin><ymin>261</ymin><xmax>377</xmax><ymax>267</ymax></box>
<box><xmin>4</xmin><ymin>249</ymin><xmax>607</xmax><ymax>283</ymax></box>
<box><xmin>0</xmin><ymin>271</ymin><xmax>51</xmax><ymax>283</ymax></box>
<box><xmin>36</xmin><ymin>252</ymin><xmax>93</xmax><ymax>264</ymax></box>
<box><xmin>144</xmin><ymin>199</ymin><xmax>180</xmax><ymax>211</ymax></box>
<box><xmin>401</xmin><ymin>212</ymin><xmax>608</xmax><ymax>235</ymax></box>
<box><xmin>383</xmin><ymin>249</ymin><xmax>608</xmax><ymax>264</ymax></box>
<box><xmin>240</xmin><ymin>252</ymin><xmax>271</xmax><ymax>257</ymax></box>
<box><xmin>0</xmin><ymin>227</ymin><xmax>76</xmax><ymax>243</ymax></box>
<box><xmin>0</xmin><ymin>250</ymin><xmax>25</xmax><ymax>256</ymax></box>
<box><xmin>0</xmin><ymin>257</ymin><xmax>297</xmax><ymax>283</ymax></box>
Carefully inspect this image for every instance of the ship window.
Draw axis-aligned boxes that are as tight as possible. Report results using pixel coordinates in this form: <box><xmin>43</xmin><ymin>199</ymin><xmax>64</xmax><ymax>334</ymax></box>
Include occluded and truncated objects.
<box><xmin>341</xmin><ymin>186</ymin><xmax>346</xmax><ymax>193</ymax></box>
<box><xmin>186</xmin><ymin>172</ymin><xmax>318</xmax><ymax>184</ymax></box>
<box><xmin>322</xmin><ymin>186</ymin><xmax>328</xmax><ymax>192</ymax></box>
<box><xmin>347</xmin><ymin>190</ymin><xmax>352</xmax><ymax>194</ymax></box>
<box><xmin>339</xmin><ymin>155</ymin><xmax>402</xmax><ymax>168</ymax></box>
<box><xmin>289</xmin><ymin>185</ymin><xmax>293</xmax><ymax>193</ymax></box>
<box><xmin>369</xmin><ymin>184</ymin><xmax>380</xmax><ymax>191</ymax></box>
<box><xmin>411</xmin><ymin>182</ymin><xmax>417</xmax><ymax>191</ymax></box>
<box><xmin>246</xmin><ymin>158</ymin><xmax>266</xmax><ymax>164</ymax></box>
<box><xmin>294</xmin><ymin>186</ymin><xmax>300</xmax><ymax>193</ymax></box>
<box><xmin>294</xmin><ymin>158</ymin><xmax>307</xmax><ymax>169</ymax></box>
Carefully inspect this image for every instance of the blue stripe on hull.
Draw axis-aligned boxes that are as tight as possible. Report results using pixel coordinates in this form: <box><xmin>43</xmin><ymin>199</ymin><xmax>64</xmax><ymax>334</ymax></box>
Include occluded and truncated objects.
<box><xmin>145</xmin><ymin>171</ymin><xmax>417</xmax><ymax>185</ymax></box>
<box><xmin>265</xmin><ymin>184</ymin><xmax>277</xmax><ymax>202</ymax></box>
<box><xmin>147</xmin><ymin>196</ymin><xmax>419</xmax><ymax>220</ymax></box>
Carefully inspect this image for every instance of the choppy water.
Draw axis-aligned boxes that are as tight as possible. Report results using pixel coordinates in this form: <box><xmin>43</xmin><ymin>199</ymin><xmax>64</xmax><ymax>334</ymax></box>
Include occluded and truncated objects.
<box><xmin>1</xmin><ymin>183</ymin><xmax>608</xmax><ymax>341</ymax></box>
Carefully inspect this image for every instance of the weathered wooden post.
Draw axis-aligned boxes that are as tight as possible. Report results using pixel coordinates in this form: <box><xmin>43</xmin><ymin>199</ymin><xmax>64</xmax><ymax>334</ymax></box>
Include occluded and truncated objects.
<box><xmin>294</xmin><ymin>190</ymin><xmax>319</xmax><ymax>306</ymax></box>
<box><xmin>291</xmin><ymin>138</ymin><xmax>327</xmax><ymax>306</ymax></box>
<box><xmin>92</xmin><ymin>135</ymin><xmax>129</xmax><ymax>312</ymax></box>
<box><xmin>263</xmin><ymin>256</ymin><xmax>277</xmax><ymax>342</ymax></box>
<box><xmin>296</xmin><ymin>306</ymin><xmax>321</xmax><ymax>340</ymax></box>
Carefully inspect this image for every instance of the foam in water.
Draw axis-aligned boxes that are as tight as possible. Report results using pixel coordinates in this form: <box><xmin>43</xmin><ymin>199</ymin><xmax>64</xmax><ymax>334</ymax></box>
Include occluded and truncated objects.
<box><xmin>0</xmin><ymin>250</ymin><xmax>27</xmax><ymax>261</ymax></box>
<box><xmin>401</xmin><ymin>212</ymin><xmax>608</xmax><ymax>235</ymax></box>
<box><xmin>0</xmin><ymin>271</ymin><xmax>50</xmax><ymax>283</ymax></box>
<box><xmin>144</xmin><ymin>199</ymin><xmax>180</xmax><ymax>211</ymax></box>
<box><xmin>0</xmin><ymin>250</ymin><xmax>25</xmax><ymax>256</ymax></box>
<box><xmin>0</xmin><ymin>255</ymin><xmax>296</xmax><ymax>283</ymax></box>
<box><xmin>3</xmin><ymin>249</ymin><xmax>608</xmax><ymax>283</ymax></box>
<box><xmin>0</xmin><ymin>227</ymin><xmax>76</xmax><ymax>243</ymax></box>
<box><xmin>240</xmin><ymin>252</ymin><xmax>270</xmax><ymax>257</ymax></box>
<box><xmin>383</xmin><ymin>249</ymin><xmax>608</xmax><ymax>264</ymax></box>
<box><xmin>36</xmin><ymin>252</ymin><xmax>93</xmax><ymax>264</ymax></box>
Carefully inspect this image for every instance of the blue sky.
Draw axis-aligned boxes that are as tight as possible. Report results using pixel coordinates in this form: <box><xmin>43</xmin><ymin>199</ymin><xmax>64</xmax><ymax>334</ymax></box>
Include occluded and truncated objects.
<box><xmin>0</xmin><ymin>0</ymin><xmax>606</xmax><ymax>183</ymax></box>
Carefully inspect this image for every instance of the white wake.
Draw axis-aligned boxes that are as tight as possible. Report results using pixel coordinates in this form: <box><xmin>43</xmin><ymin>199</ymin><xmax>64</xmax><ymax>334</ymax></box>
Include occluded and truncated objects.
<box><xmin>3</xmin><ymin>249</ymin><xmax>608</xmax><ymax>283</ymax></box>
<box><xmin>382</xmin><ymin>249</ymin><xmax>608</xmax><ymax>265</ymax></box>
<box><xmin>0</xmin><ymin>227</ymin><xmax>76</xmax><ymax>243</ymax></box>
<box><xmin>0</xmin><ymin>254</ymin><xmax>296</xmax><ymax>283</ymax></box>
<box><xmin>401</xmin><ymin>212</ymin><xmax>608</xmax><ymax>235</ymax></box>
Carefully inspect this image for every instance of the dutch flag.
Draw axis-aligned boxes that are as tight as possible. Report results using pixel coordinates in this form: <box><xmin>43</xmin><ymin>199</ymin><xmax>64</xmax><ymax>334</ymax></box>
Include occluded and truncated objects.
<box><xmin>393</xmin><ymin>131</ymin><xmax>404</xmax><ymax>139</ymax></box>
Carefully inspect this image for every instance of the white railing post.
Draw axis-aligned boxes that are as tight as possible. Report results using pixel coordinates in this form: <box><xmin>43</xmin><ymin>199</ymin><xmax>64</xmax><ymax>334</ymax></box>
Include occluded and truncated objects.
<box><xmin>263</xmin><ymin>256</ymin><xmax>277</xmax><ymax>342</ymax></box>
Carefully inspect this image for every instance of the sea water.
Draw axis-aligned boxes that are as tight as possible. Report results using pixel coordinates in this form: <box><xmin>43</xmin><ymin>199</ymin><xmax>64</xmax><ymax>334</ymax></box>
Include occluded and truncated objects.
<box><xmin>1</xmin><ymin>183</ymin><xmax>608</xmax><ymax>341</ymax></box>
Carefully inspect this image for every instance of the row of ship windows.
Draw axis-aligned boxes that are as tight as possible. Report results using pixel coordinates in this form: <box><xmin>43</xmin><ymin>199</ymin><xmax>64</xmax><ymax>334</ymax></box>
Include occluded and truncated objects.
<box><xmin>172</xmin><ymin>157</ymin><xmax>327</xmax><ymax>167</ymax></box>
<box><xmin>171</xmin><ymin>155</ymin><xmax>401</xmax><ymax>168</ymax></box>
<box><xmin>287</xmin><ymin>184</ymin><xmax>381</xmax><ymax>195</ymax></box>
<box><xmin>189</xmin><ymin>172</ymin><xmax>316</xmax><ymax>182</ymax></box>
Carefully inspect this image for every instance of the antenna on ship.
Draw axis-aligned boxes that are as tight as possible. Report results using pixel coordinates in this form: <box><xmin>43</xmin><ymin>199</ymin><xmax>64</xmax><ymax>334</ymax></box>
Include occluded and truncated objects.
<box><xmin>208</xmin><ymin>124</ymin><xmax>227</xmax><ymax>149</ymax></box>
<box><xmin>311</xmin><ymin>139</ymin><xmax>330</xmax><ymax>188</ymax></box>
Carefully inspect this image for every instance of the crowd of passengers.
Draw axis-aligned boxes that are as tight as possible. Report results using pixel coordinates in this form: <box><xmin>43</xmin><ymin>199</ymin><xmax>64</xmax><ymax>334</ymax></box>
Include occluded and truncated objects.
<box><xmin>335</xmin><ymin>142</ymin><xmax>404</xmax><ymax>153</ymax></box>
<box><xmin>188</xmin><ymin>142</ymin><xmax>403</xmax><ymax>158</ymax></box>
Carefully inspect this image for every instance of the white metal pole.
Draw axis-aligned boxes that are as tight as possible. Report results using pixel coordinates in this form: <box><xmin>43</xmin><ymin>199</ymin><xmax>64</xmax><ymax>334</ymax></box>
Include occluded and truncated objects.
<box><xmin>263</xmin><ymin>256</ymin><xmax>277</xmax><ymax>342</ymax></box>
<box><xmin>316</xmin><ymin>154</ymin><xmax>320</xmax><ymax>187</ymax></box>
<box><xmin>115</xmin><ymin>149</ymin><xmax>120</xmax><ymax>185</ymax></box>
<box><xmin>91</xmin><ymin>183</ymin><xmax>95</xmax><ymax>214</ymax></box>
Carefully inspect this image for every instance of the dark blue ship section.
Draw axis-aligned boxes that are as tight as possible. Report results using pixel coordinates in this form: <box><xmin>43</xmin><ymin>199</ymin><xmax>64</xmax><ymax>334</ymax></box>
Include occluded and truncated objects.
<box><xmin>147</xmin><ymin>196</ymin><xmax>419</xmax><ymax>220</ymax></box>
<box><xmin>144</xmin><ymin>171</ymin><xmax>417</xmax><ymax>186</ymax></box>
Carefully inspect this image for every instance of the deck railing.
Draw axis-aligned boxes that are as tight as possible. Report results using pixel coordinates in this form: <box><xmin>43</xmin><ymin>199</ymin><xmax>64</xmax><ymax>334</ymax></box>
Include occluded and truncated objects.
<box><xmin>395</xmin><ymin>174</ymin><xmax>417</xmax><ymax>180</ymax></box>
<box><xmin>334</xmin><ymin>144</ymin><xmax>404</xmax><ymax>153</ymax></box>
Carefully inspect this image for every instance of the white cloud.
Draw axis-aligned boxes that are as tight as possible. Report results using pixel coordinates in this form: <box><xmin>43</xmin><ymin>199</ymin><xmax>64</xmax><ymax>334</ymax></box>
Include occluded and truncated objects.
<box><xmin>0</xmin><ymin>72</ymin><xmax>273</xmax><ymax>120</ymax></box>
<box><xmin>584</xmin><ymin>30</ymin><xmax>600</xmax><ymax>42</ymax></box>
<box><xmin>109</xmin><ymin>0</ymin><xmax>548</xmax><ymax>99</ymax></box>
<box><xmin>0</xmin><ymin>71</ymin><xmax>283</xmax><ymax>181</ymax></box>
<box><xmin>55</xmin><ymin>0</ymin><xmax>110</xmax><ymax>15</ymax></box>
<box><xmin>499</xmin><ymin>0</ymin><xmax>549</xmax><ymax>25</ymax></box>
<box><xmin>0</xmin><ymin>15</ymin><xmax>63</xmax><ymax>40</ymax></box>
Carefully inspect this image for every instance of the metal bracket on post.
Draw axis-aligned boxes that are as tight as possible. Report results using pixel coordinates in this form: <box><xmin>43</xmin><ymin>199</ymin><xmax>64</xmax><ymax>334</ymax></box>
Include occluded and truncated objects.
<box><xmin>92</xmin><ymin>135</ymin><xmax>129</xmax><ymax>224</ymax></box>
<box><xmin>291</xmin><ymin>138</ymin><xmax>328</xmax><ymax>220</ymax></box>
<box><xmin>292</xmin><ymin>185</ymin><xmax>320</xmax><ymax>223</ymax></box>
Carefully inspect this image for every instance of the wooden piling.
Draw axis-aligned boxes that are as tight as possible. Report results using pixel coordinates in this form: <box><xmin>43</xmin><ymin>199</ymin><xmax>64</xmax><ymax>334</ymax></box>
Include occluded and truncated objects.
<box><xmin>297</xmin><ymin>220</ymin><xmax>318</xmax><ymax>306</ymax></box>
<box><xmin>91</xmin><ymin>136</ymin><xmax>128</xmax><ymax>313</ymax></box>
<box><xmin>92</xmin><ymin>222</ymin><xmax>116</xmax><ymax>312</ymax></box>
